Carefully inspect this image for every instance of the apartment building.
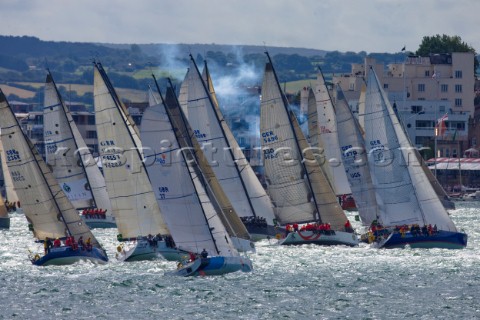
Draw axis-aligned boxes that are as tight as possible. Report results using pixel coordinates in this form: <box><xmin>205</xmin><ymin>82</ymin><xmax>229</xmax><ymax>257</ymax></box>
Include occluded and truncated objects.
<box><xmin>334</xmin><ymin>52</ymin><xmax>475</xmax><ymax>157</ymax></box>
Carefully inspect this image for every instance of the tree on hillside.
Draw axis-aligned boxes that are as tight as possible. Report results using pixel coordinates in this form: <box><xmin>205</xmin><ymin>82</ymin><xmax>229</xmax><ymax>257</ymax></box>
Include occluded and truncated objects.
<box><xmin>416</xmin><ymin>34</ymin><xmax>478</xmax><ymax>73</ymax></box>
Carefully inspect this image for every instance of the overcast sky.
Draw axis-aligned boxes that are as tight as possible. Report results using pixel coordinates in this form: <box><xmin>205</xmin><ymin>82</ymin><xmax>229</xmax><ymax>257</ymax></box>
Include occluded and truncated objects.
<box><xmin>1</xmin><ymin>0</ymin><xmax>478</xmax><ymax>54</ymax></box>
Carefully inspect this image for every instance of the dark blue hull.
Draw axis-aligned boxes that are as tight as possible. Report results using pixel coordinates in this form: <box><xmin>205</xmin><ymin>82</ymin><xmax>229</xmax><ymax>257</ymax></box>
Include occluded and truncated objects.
<box><xmin>32</xmin><ymin>246</ymin><xmax>109</xmax><ymax>266</ymax></box>
<box><xmin>173</xmin><ymin>256</ymin><xmax>253</xmax><ymax>277</ymax></box>
<box><xmin>381</xmin><ymin>230</ymin><xmax>467</xmax><ymax>249</ymax></box>
<box><xmin>245</xmin><ymin>224</ymin><xmax>285</xmax><ymax>241</ymax></box>
<box><xmin>0</xmin><ymin>217</ymin><xmax>10</xmax><ymax>229</ymax></box>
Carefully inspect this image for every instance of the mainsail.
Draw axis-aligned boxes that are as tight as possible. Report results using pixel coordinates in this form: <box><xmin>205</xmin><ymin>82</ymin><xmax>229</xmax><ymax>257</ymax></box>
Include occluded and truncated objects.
<box><xmin>309</xmin><ymin>70</ymin><xmax>351</xmax><ymax>195</ymax></box>
<box><xmin>93</xmin><ymin>63</ymin><xmax>169</xmax><ymax>239</ymax></box>
<box><xmin>0</xmin><ymin>139</ymin><xmax>19</xmax><ymax>203</ymax></box>
<box><xmin>0</xmin><ymin>89</ymin><xmax>102</xmax><ymax>248</ymax></box>
<box><xmin>364</xmin><ymin>68</ymin><xmax>456</xmax><ymax>231</ymax></box>
<box><xmin>163</xmin><ymin>81</ymin><xmax>251</xmax><ymax>242</ymax></box>
<box><xmin>334</xmin><ymin>85</ymin><xmax>379</xmax><ymax>226</ymax></box>
<box><xmin>201</xmin><ymin>61</ymin><xmax>277</xmax><ymax>225</ymax></box>
<box><xmin>43</xmin><ymin>72</ymin><xmax>112</xmax><ymax>214</ymax></box>
<box><xmin>141</xmin><ymin>87</ymin><xmax>237</xmax><ymax>256</ymax></box>
<box><xmin>182</xmin><ymin>59</ymin><xmax>260</xmax><ymax>221</ymax></box>
<box><xmin>260</xmin><ymin>55</ymin><xmax>348</xmax><ymax>229</ymax></box>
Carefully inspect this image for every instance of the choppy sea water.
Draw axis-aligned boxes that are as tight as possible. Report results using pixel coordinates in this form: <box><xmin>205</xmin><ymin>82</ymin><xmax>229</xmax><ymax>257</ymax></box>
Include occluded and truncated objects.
<box><xmin>0</xmin><ymin>202</ymin><xmax>479</xmax><ymax>320</ymax></box>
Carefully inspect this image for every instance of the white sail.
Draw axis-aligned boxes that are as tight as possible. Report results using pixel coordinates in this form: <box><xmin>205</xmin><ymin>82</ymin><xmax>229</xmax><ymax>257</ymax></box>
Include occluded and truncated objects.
<box><xmin>0</xmin><ymin>90</ymin><xmax>102</xmax><ymax>248</ymax></box>
<box><xmin>334</xmin><ymin>86</ymin><xmax>379</xmax><ymax>225</ymax></box>
<box><xmin>163</xmin><ymin>85</ymin><xmax>251</xmax><ymax>242</ymax></box>
<box><xmin>141</xmin><ymin>101</ymin><xmax>237</xmax><ymax>256</ymax></box>
<box><xmin>364</xmin><ymin>68</ymin><xmax>456</xmax><ymax>231</ymax></box>
<box><xmin>178</xmin><ymin>68</ymin><xmax>190</xmax><ymax>117</ymax></box>
<box><xmin>43</xmin><ymin>75</ymin><xmax>93</xmax><ymax>209</ymax></box>
<box><xmin>357</xmin><ymin>83</ymin><xmax>366</xmax><ymax>130</ymax></box>
<box><xmin>93</xmin><ymin>64</ymin><xmax>169</xmax><ymax>238</ymax></box>
<box><xmin>311</xmin><ymin>71</ymin><xmax>351</xmax><ymax>195</ymax></box>
<box><xmin>291</xmin><ymin>109</ymin><xmax>347</xmax><ymax>230</ymax></box>
<box><xmin>183</xmin><ymin>60</ymin><xmax>261</xmax><ymax>221</ymax></box>
<box><xmin>260</xmin><ymin>63</ymin><xmax>314</xmax><ymax>224</ymax></box>
<box><xmin>0</xmin><ymin>140</ymin><xmax>19</xmax><ymax>203</ymax></box>
<box><xmin>43</xmin><ymin>73</ymin><xmax>112</xmax><ymax>214</ymax></box>
<box><xmin>201</xmin><ymin>62</ymin><xmax>277</xmax><ymax>225</ymax></box>
<box><xmin>260</xmin><ymin>61</ymin><xmax>348</xmax><ymax>229</ymax></box>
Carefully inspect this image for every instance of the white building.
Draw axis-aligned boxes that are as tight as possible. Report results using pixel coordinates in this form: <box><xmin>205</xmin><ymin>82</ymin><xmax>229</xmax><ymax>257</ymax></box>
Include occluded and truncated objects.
<box><xmin>334</xmin><ymin>52</ymin><xmax>475</xmax><ymax>157</ymax></box>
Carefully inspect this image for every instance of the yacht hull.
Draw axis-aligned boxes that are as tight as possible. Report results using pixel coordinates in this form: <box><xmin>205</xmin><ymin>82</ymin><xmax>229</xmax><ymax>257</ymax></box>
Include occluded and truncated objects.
<box><xmin>116</xmin><ymin>239</ymin><xmax>187</xmax><ymax>262</ymax></box>
<box><xmin>173</xmin><ymin>256</ymin><xmax>253</xmax><ymax>277</ymax></box>
<box><xmin>378</xmin><ymin>230</ymin><xmax>468</xmax><ymax>249</ymax></box>
<box><xmin>245</xmin><ymin>224</ymin><xmax>285</xmax><ymax>241</ymax></box>
<box><xmin>81</xmin><ymin>214</ymin><xmax>117</xmax><ymax>229</ymax></box>
<box><xmin>279</xmin><ymin>230</ymin><xmax>359</xmax><ymax>246</ymax></box>
<box><xmin>32</xmin><ymin>246</ymin><xmax>108</xmax><ymax>266</ymax></box>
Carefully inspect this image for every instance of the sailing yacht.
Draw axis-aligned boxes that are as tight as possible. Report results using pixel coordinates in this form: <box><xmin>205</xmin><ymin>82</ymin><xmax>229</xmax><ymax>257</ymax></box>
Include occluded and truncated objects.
<box><xmin>0</xmin><ymin>89</ymin><xmax>108</xmax><ymax>265</ymax></box>
<box><xmin>308</xmin><ymin>69</ymin><xmax>352</xmax><ymax>198</ymax></box>
<box><xmin>260</xmin><ymin>53</ymin><xmax>358</xmax><ymax>247</ymax></box>
<box><xmin>334</xmin><ymin>85</ymin><xmax>380</xmax><ymax>227</ymax></box>
<box><xmin>43</xmin><ymin>71</ymin><xmax>116</xmax><ymax>228</ymax></box>
<box><xmin>363</xmin><ymin>67</ymin><xmax>467</xmax><ymax>249</ymax></box>
<box><xmin>163</xmin><ymin>79</ymin><xmax>254</xmax><ymax>252</ymax></box>
<box><xmin>93</xmin><ymin>62</ymin><xmax>184</xmax><ymax>261</ymax></box>
<box><xmin>140</xmin><ymin>77</ymin><xmax>253</xmax><ymax>276</ymax></box>
<box><xmin>181</xmin><ymin>57</ymin><xmax>279</xmax><ymax>240</ymax></box>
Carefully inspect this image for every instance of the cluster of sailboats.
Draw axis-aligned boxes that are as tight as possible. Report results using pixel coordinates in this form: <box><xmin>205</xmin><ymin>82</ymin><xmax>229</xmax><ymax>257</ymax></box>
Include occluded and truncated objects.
<box><xmin>0</xmin><ymin>52</ymin><xmax>468</xmax><ymax>276</ymax></box>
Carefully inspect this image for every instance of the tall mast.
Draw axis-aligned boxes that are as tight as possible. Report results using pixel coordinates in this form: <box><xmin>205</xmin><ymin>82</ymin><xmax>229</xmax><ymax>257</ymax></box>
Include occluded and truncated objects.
<box><xmin>190</xmin><ymin>56</ymin><xmax>259</xmax><ymax>217</ymax></box>
<box><xmin>265</xmin><ymin>52</ymin><xmax>322</xmax><ymax>223</ymax></box>
<box><xmin>0</xmin><ymin>90</ymin><xmax>73</xmax><ymax>236</ymax></box>
<box><xmin>152</xmin><ymin>74</ymin><xmax>220</xmax><ymax>253</ymax></box>
<box><xmin>46</xmin><ymin>70</ymin><xmax>98</xmax><ymax>208</ymax></box>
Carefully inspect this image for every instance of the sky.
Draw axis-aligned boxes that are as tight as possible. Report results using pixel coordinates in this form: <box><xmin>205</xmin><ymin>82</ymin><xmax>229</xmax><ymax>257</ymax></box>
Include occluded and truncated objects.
<box><xmin>1</xmin><ymin>0</ymin><xmax>479</xmax><ymax>54</ymax></box>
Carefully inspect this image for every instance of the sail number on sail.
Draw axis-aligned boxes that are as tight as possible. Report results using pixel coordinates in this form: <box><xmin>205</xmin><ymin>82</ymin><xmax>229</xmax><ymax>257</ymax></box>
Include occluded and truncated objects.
<box><xmin>263</xmin><ymin>148</ymin><xmax>278</xmax><ymax>160</ymax></box>
<box><xmin>99</xmin><ymin>140</ymin><xmax>125</xmax><ymax>168</ymax></box>
<box><xmin>157</xmin><ymin>186</ymin><xmax>169</xmax><ymax>200</ymax></box>
<box><xmin>10</xmin><ymin>171</ymin><xmax>25</xmax><ymax>182</ymax></box>
<box><xmin>193</xmin><ymin>129</ymin><xmax>207</xmax><ymax>139</ymax></box>
<box><xmin>261</xmin><ymin>131</ymin><xmax>278</xmax><ymax>144</ymax></box>
<box><xmin>5</xmin><ymin>149</ymin><xmax>21</xmax><ymax>162</ymax></box>
<box><xmin>369</xmin><ymin>140</ymin><xmax>387</xmax><ymax>164</ymax></box>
